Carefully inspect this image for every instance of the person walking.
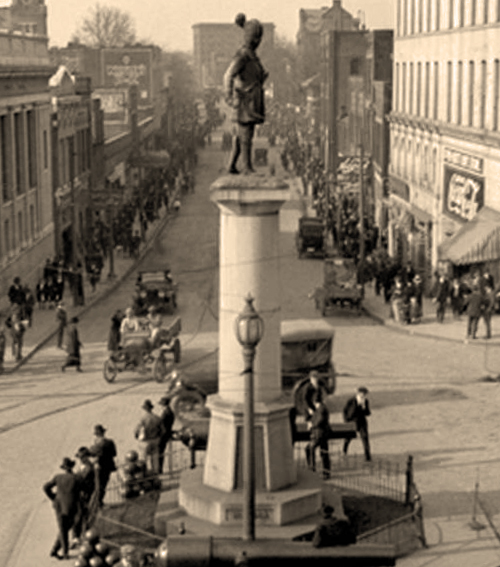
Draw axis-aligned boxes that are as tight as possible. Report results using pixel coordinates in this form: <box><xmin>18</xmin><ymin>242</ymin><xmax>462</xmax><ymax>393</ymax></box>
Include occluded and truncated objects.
<box><xmin>8</xmin><ymin>306</ymin><xmax>26</xmax><ymax>362</ymax></box>
<box><xmin>43</xmin><ymin>457</ymin><xmax>80</xmax><ymax>560</ymax></box>
<box><xmin>108</xmin><ymin>309</ymin><xmax>123</xmax><ymax>352</ymax></box>
<box><xmin>62</xmin><ymin>317</ymin><xmax>83</xmax><ymax>372</ymax></box>
<box><xmin>449</xmin><ymin>277</ymin><xmax>468</xmax><ymax>319</ymax></box>
<box><xmin>465</xmin><ymin>286</ymin><xmax>484</xmax><ymax>340</ymax></box>
<box><xmin>72</xmin><ymin>447</ymin><xmax>96</xmax><ymax>544</ymax></box>
<box><xmin>342</xmin><ymin>386</ymin><xmax>372</xmax><ymax>461</ymax></box>
<box><xmin>305</xmin><ymin>397</ymin><xmax>331</xmax><ymax>479</ymax></box>
<box><xmin>89</xmin><ymin>424</ymin><xmax>117</xmax><ymax>507</ymax></box>
<box><xmin>158</xmin><ymin>396</ymin><xmax>175</xmax><ymax>474</ymax></box>
<box><xmin>432</xmin><ymin>275</ymin><xmax>450</xmax><ymax>323</ymax></box>
<box><xmin>23</xmin><ymin>285</ymin><xmax>35</xmax><ymax>327</ymax></box>
<box><xmin>55</xmin><ymin>301</ymin><xmax>68</xmax><ymax>349</ymax></box>
<box><xmin>134</xmin><ymin>399</ymin><xmax>164</xmax><ymax>475</ymax></box>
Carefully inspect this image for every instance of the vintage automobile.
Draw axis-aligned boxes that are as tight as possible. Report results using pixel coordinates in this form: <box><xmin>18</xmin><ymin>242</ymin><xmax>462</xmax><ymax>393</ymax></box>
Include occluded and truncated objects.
<box><xmin>295</xmin><ymin>217</ymin><xmax>326</xmax><ymax>258</ymax></box>
<box><xmin>132</xmin><ymin>269</ymin><xmax>178</xmax><ymax>316</ymax></box>
<box><xmin>103</xmin><ymin>317</ymin><xmax>181</xmax><ymax>383</ymax></box>
<box><xmin>169</xmin><ymin>319</ymin><xmax>343</xmax><ymax>455</ymax></box>
<box><xmin>311</xmin><ymin>257</ymin><xmax>364</xmax><ymax>315</ymax></box>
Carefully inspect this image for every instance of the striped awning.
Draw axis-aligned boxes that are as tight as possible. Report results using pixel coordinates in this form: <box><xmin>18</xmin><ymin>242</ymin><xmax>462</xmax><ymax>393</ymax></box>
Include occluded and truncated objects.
<box><xmin>439</xmin><ymin>207</ymin><xmax>500</xmax><ymax>265</ymax></box>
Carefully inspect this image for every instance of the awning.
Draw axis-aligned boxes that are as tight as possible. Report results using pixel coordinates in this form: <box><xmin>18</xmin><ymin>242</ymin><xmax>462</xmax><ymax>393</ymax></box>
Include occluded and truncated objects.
<box><xmin>439</xmin><ymin>206</ymin><xmax>500</xmax><ymax>265</ymax></box>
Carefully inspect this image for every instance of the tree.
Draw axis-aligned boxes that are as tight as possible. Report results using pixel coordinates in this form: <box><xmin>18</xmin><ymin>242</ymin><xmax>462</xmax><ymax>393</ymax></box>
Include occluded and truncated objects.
<box><xmin>72</xmin><ymin>3</ymin><xmax>136</xmax><ymax>48</ymax></box>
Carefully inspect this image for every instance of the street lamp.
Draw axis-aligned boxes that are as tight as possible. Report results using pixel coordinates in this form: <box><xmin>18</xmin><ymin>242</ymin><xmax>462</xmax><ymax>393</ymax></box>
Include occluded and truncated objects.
<box><xmin>235</xmin><ymin>294</ymin><xmax>264</xmax><ymax>541</ymax></box>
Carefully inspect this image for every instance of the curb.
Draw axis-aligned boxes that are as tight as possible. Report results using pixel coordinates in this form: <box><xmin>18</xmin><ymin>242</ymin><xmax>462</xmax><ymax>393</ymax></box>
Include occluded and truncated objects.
<box><xmin>4</xmin><ymin>210</ymin><xmax>173</xmax><ymax>375</ymax></box>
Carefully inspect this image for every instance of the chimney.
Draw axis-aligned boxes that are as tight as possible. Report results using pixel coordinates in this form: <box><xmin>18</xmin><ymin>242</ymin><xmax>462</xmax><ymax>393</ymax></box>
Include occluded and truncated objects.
<box><xmin>333</xmin><ymin>0</ymin><xmax>341</xmax><ymax>7</ymax></box>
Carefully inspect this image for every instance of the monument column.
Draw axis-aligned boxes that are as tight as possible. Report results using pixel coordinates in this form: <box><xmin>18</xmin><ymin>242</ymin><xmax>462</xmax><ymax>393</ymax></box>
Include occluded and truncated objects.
<box><xmin>202</xmin><ymin>175</ymin><xmax>296</xmax><ymax>494</ymax></box>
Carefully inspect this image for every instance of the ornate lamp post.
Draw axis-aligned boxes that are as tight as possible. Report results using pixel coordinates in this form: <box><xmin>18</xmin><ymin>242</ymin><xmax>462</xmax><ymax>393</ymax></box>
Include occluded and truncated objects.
<box><xmin>235</xmin><ymin>294</ymin><xmax>264</xmax><ymax>541</ymax></box>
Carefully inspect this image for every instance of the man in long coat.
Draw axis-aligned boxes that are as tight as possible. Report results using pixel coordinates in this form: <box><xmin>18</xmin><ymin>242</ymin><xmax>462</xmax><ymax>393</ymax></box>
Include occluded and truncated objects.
<box><xmin>89</xmin><ymin>424</ymin><xmax>117</xmax><ymax>506</ymax></box>
<box><xmin>43</xmin><ymin>457</ymin><xmax>80</xmax><ymax>560</ymax></box>
<box><xmin>62</xmin><ymin>317</ymin><xmax>82</xmax><ymax>372</ymax></box>
<box><xmin>343</xmin><ymin>386</ymin><xmax>372</xmax><ymax>461</ymax></box>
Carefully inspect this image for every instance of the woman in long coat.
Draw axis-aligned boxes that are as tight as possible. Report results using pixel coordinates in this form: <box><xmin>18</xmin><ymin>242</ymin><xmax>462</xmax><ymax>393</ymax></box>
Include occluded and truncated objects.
<box><xmin>62</xmin><ymin>317</ymin><xmax>82</xmax><ymax>372</ymax></box>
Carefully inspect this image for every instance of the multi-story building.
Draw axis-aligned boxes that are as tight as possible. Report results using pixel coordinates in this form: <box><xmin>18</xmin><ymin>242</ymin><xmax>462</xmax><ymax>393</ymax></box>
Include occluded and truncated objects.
<box><xmin>192</xmin><ymin>22</ymin><xmax>275</xmax><ymax>90</ymax></box>
<box><xmin>390</xmin><ymin>0</ymin><xmax>500</xmax><ymax>283</ymax></box>
<box><xmin>0</xmin><ymin>2</ymin><xmax>54</xmax><ymax>301</ymax></box>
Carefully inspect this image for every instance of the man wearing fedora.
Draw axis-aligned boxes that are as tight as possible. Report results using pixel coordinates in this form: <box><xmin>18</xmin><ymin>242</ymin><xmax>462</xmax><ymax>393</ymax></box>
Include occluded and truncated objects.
<box><xmin>43</xmin><ymin>457</ymin><xmax>81</xmax><ymax>560</ymax></box>
<box><xmin>89</xmin><ymin>424</ymin><xmax>117</xmax><ymax>506</ymax></box>
<box><xmin>61</xmin><ymin>316</ymin><xmax>83</xmax><ymax>372</ymax></box>
<box><xmin>134</xmin><ymin>399</ymin><xmax>164</xmax><ymax>474</ymax></box>
<box><xmin>72</xmin><ymin>447</ymin><xmax>96</xmax><ymax>543</ymax></box>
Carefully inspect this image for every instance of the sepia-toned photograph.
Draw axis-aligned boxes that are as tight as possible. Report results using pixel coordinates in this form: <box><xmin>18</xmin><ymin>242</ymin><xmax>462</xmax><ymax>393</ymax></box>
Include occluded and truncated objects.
<box><xmin>0</xmin><ymin>0</ymin><xmax>499</xmax><ymax>565</ymax></box>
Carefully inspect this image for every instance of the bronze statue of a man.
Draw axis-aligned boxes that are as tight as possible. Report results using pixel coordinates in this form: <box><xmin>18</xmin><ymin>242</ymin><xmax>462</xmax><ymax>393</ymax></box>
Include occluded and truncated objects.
<box><xmin>224</xmin><ymin>13</ymin><xmax>268</xmax><ymax>175</ymax></box>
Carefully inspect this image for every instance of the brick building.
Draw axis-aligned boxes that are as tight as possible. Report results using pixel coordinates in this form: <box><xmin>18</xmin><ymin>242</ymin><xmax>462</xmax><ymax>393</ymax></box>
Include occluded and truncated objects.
<box><xmin>390</xmin><ymin>0</ymin><xmax>500</xmax><ymax>284</ymax></box>
<box><xmin>192</xmin><ymin>22</ymin><xmax>275</xmax><ymax>90</ymax></box>
<box><xmin>0</xmin><ymin>1</ymin><xmax>54</xmax><ymax>300</ymax></box>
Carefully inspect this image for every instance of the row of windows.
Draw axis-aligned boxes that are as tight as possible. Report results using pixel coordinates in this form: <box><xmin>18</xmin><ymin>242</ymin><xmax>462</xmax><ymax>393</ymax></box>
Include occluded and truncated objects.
<box><xmin>391</xmin><ymin>135</ymin><xmax>439</xmax><ymax>185</ymax></box>
<box><xmin>397</xmin><ymin>0</ymin><xmax>500</xmax><ymax>36</ymax></box>
<box><xmin>395</xmin><ymin>59</ymin><xmax>500</xmax><ymax>130</ymax></box>
<box><xmin>2</xmin><ymin>206</ymin><xmax>37</xmax><ymax>257</ymax></box>
<box><xmin>57</xmin><ymin>129</ymin><xmax>91</xmax><ymax>187</ymax></box>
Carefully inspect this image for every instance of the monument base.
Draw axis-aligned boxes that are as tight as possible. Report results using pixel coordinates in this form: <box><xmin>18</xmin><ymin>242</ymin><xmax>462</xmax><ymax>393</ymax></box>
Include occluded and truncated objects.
<box><xmin>155</xmin><ymin>468</ymin><xmax>345</xmax><ymax>539</ymax></box>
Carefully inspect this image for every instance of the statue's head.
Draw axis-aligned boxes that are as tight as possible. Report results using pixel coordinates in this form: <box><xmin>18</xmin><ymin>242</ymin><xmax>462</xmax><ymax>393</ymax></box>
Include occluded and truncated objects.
<box><xmin>235</xmin><ymin>13</ymin><xmax>263</xmax><ymax>50</ymax></box>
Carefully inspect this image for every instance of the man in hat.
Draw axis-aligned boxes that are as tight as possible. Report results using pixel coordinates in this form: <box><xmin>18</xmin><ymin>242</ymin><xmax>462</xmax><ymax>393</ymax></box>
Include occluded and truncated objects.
<box><xmin>89</xmin><ymin>424</ymin><xmax>117</xmax><ymax>506</ymax></box>
<box><xmin>72</xmin><ymin>447</ymin><xmax>96</xmax><ymax>543</ymax></box>
<box><xmin>158</xmin><ymin>396</ymin><xmax>175</xmax><ymax>474</ymax></box>
<box><xmin>224</xmin><ymin>13</ymin><xmax>268</xmax><ymax>175</ymax></box>
<box><xmin>134</xmin><ymin>399</ymin><xmax>164</xmax><ymax>474</ymax></box>
<box><xmin>43</xmin><ymin>457</ymin><xmax>80</xmax><ymax>560</ymax></box>
<box><xmin>303</xmin><ymin>370</ymin><xmax>324</xmax><ymax>420</ymax></box>
<box><xmin>342</xmin><ymin>386</ymin><xmax>372</xmax><ymax>461</ymax></box>
<box><xmin>306</xmin><ymin>397</ymin><xmax>331</xmax><ymax>478</ymax></box>
<box><xmin>312</xmin><ymin>504</ymin><xmax>356</xmax><ymax>548</ymax></box>
<box><xmin>61</xmin><ymin>317</ymin><xmax>83</xmax><ymax>372</ymax></box>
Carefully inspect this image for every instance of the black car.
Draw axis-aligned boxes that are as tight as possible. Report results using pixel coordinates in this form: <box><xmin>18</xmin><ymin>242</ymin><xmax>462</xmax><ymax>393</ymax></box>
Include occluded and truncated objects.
<box><xmin>132</xmin><ymin>269</ymin><xmax>178</xmax><ymax>315</ymax></box>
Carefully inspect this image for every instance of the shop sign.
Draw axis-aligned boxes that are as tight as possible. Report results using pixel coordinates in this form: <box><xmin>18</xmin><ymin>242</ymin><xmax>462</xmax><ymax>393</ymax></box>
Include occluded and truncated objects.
<box><xmin>443</xmin><ymin>166</ymin><xmax>484</xmax><ymax>222</ymax></box>
<box><xmin>103</xmin><ymin>50</ymin><xmax>151</xmax><ymax>104</ymax></box>
<box><xmin>444</xmin><ymin>147</ymin><xmax>483</xmax><ymax>175</ymax></box>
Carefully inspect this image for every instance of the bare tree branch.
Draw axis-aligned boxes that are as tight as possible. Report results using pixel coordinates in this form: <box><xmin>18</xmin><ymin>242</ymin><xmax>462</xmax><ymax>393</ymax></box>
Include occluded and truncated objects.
<box><xmin>74</xmin><ymin>3</ymin><xmax>136</xmax><ymax>48</ymax></box>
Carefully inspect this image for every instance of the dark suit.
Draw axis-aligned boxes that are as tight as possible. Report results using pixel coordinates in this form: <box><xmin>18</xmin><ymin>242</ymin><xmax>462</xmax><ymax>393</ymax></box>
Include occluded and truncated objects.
<box><xmin>466</xmin><ymin>290</ymin><xmax>484</xmax><ymax>339</ymax></box>
<box><xmin>306</xmin><ymin>402</ymin><xmax>331</xmax><ymax>477</ymax></box>
<box><xmin>159</xmin><ymin>405</ymin><xmax>175</xmax><ymax>474</ymax></box>
<box><xmin>343</xmin><ymin>396</ymin><xmax>371</xmax><ymax>461</ymax></box>
<box><xmin>312</xmin><ymin>516</ymin><xmax>357</xmax><ymax>548</ymax></box>
<box><xmin>89</xmin><ymin>437</ymin><xmax>117</xmax><ymax>505</ymax></box>
<box><xmin>43</xmin><ymin>471</ymin><xmax>80</xmax><ymax>557</ymax></box>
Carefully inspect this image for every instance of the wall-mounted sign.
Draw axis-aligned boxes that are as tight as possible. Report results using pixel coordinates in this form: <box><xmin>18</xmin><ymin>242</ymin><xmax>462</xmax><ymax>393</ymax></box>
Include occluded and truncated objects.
<box><xmin>443</xmin><ymin>166</ymin><xmax>484</xmax><ymax>222</ymax></box>
<box><xmin>103</xmin><ymin>50</ymin><xmax>151</xmax><ymax>105</ymax></box>
<box><xmin>444</xmin><ymin>147</ymin><xmax>483</xmax><ymax>175</ymax></box>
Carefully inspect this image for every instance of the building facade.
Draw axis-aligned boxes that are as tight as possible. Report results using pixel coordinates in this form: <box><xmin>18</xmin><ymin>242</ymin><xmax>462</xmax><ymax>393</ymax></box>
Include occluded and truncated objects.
<box><xmin>0</xmin><ymin>11</ymin><xmax>54</xmax><ymax>301</ymax></box>
<box><xmin>390</xmin><ymin>0</ymin><xmax>500</xmax><ymax>284</ymax></box>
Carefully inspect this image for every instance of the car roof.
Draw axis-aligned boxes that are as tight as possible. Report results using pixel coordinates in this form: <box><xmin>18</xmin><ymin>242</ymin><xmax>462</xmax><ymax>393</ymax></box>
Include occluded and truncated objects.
<box><xmin>280</xmin><ymin>319</ymin><xmax>335</xmax><ymax>342</ymax></box>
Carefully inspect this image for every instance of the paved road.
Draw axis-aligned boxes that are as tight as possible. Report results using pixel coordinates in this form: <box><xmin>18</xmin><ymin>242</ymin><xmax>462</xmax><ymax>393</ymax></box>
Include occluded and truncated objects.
<box><xmin>2</xmin><ymin>139</ymin><xmax>500</xmax><ymax>566</ymax></box>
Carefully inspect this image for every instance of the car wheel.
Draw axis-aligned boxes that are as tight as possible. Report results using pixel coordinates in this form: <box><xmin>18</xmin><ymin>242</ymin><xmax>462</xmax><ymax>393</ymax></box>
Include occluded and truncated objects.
<box><xmin>103</xmin><ymin>358</ymin><xmax>117</xmax><ymax>383</ymax></box>
<box><xmin>153</xmin><ymin>353</ymin><xmax>175</xmax><ymax>383</ymax></box>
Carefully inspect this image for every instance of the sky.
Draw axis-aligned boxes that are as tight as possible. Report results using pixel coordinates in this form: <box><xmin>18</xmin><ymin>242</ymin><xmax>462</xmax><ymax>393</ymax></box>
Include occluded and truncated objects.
<box><xmin>46</xmin><ymin>0</ymin><xmax>394</xmax><ymax>52</ymax></box>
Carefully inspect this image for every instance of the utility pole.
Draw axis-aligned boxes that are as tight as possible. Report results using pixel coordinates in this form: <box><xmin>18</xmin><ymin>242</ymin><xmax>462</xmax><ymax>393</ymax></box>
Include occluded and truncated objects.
<box><xmin>129</xmin><ymin>85</ymin><xmax>145</xmax><ymax>241</ymax></box>
<box><xmin>359</xmin><ymin>143</ymin><xmax>365</xmax><ymax>270</ymax></box>
<box><xmin>68</xmin><ymin>135</ymin><xmax>78</xmax><ymax>267</ymax></box>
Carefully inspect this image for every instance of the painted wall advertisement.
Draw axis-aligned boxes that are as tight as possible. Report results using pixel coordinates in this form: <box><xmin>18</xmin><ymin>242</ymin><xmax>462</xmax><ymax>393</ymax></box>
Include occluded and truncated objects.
<box><xmin>443</xmin><ymin>166</ymin><xmax>484</xmax><ymax>222</ymax></box>
<box><xmin>102</xmin><ymin>50</ymin><xmax>151</xmax><ymax>104</ymax></box>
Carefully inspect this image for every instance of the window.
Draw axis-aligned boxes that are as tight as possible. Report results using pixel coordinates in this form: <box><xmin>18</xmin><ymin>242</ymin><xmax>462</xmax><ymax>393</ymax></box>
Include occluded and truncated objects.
<box><xmin>350</xmin><ymin>58</ymin><xmax>361</xmax><ymax>75</ymax></box>
<box><xmin>17</xmin><ymin>211</ymin><xmax>23</xmax><ymax>247</ymax></box>
<box><xmin>27</xmin><ymin>109</ymin><xmax>37</xmax><ymax>188</ymax></box>
<box><xmin>403</xmin><ymin>0</ymin><xmax>408</xmax><ymax>33</ymax></box>
<box><xmin>449</xmin><ymin>0</ymin><xmax>454</xmax><ymax>27</ymax></box>
<box><xmin>402</xmin><ymin>62</ymin><xmax>407</xmax><ymax>112</ymax></box>
<box><xmin>396</xmin><ymin>63</ymin><xmax>400</xmax><ymax>111</ymax></box>
<box><xmin>427</xmin><ymin>0</ymin><xmax>432</xmax><ymax>29</ymax></box>
<box><xmin>0</xmin><ymin>114</ymin><xmax>11</xmax><ymax>203</ymax></box>
<box><xmin>411</xmin><ymin>0</ymin><xmax>416</xmax><ymax>32</ymax></box>
<box><xmin>480</xmin><ymin>60</ymin><xmax>487</xmax><ymax>128</ymax></box>
<box><xmin>14</xmin><ymin>112</ymin><xmax>24</xmax><ymax>195</ymax></box>
<box><xmin>493</xmin><ymin>59</ymin><xmax>499</xmax><ymax>130</ymax></box>
<box><xmin>425</xmin><ymin>62</ymin><xmax>430</xmax><ymax>117</ymax></box>
<box><xmin>417</xmin><ymin>62</ymin><xmax>422</xmax><ymax>115</ymax></box>
<box><xmin>43</xmin><ymin>129</ymin><xmax>48</xmax><ymax>169</ymax></box>
<box><xmin>471</xmin><ymin>0</ymin><xmax>477</xmax><ymax>24</ymax></box>
<box><xmin>484</xmin><ymin>0</ymin><xmax>489</xmax><ymax>22</ymax></box>
<box><xmin>447</xmin><ymin>61</ymin><xmax>453</xmax><ymax>122</ymax></box>
<box><xmin>434</xmin><ymin>61</ymin><xmax>439</xmax><ymax>119</ymax></box>
<box><xmin>409</xmin><ymin>62</ymin><xmax>414</xmax><ymax>114</ymax></box>
<box><xmin>419</xmin><ymin>0</ymin><xmax>424</xmax><ymax>30</ymax></box>
<box><xmin>459</xmin><ymin>0</ymin><xmax>464</xmax><ymax>24</ymax></box>
<box><xmin>397</xmin><ymin>0</ymin><xmax>401</xmax><ymax>35</ymax></box>
<box><xmin>436</xmin><ymin>0</ymin><xmax>441</xmax><ymax>28</ymax></box>
<box><xmin>469</xmin><ymin>60</ymin><xmax>475</xmax><ymax>125</ymax></box>
<box><xmin>29</xmin><ymin>204</ymin><xmax>35</xmax><ymax>239</ymax></box>
<box><xmin>457</xmin><ymin>61</ymin><xmax>463</xmax><ymax>124</ymax></box>
<box><xmin>4</xmin><ymin>219</ymin><xmax>10</xmax><ymax>254</ymax></box>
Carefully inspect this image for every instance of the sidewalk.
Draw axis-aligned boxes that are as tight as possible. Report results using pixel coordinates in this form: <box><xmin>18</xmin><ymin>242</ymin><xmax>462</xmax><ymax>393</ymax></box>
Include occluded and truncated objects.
<box><xmin>1</xmin><ymin>205</ymin><xmax>173</xmax><ymax>374</ymax></box>
<box><xmin>362</xmin><ymin>284</ymin><xmax>500</xmax><ymax>348</ymax></box>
